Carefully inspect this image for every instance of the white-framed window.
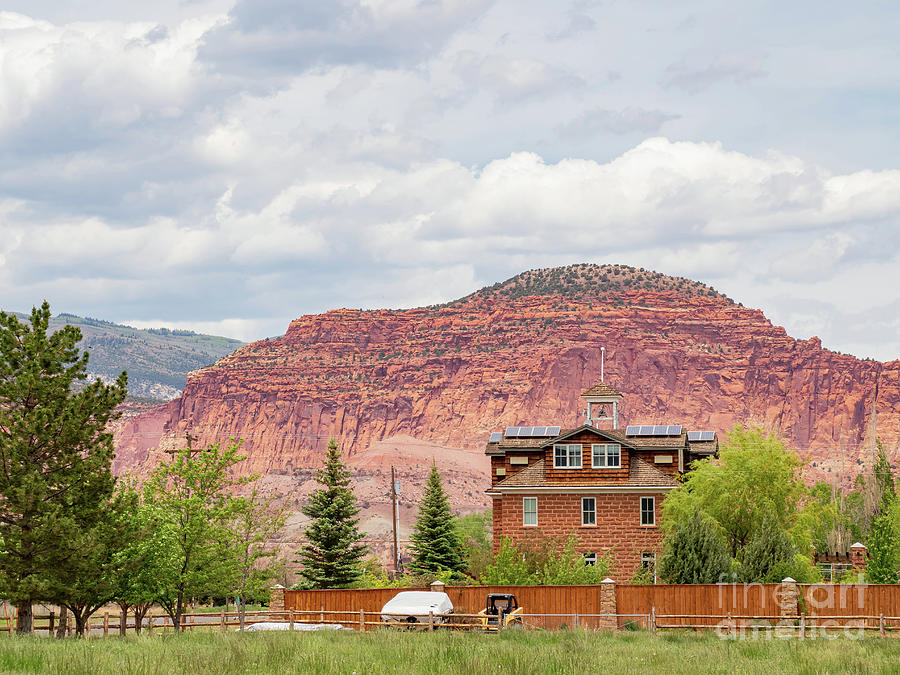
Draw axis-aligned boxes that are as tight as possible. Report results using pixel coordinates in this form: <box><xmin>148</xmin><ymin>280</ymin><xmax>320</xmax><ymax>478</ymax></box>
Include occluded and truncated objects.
<box><xmin>591</xmin><ymin>443</ymin><xmax>621</xmax><ymax>468</ymax></box>
<box><xmin>583</xmin><ymin>552</ymin><xmax>598</xmax><ymax>566</ymax></box>
<box><xmin>523</xmin><ymin>497</ymin><xmax>538</xmax><ymax>526</ymax></box>
<box><xmin>640</xmin><ymin>496</ymin><xmax>656</xmax><ymax>526</ymax></box>
<box><xmin>553</xmin><ymin>443</ymin><xmax>582</xmax><ymax>469</ymax></box>
<box><xmin>581</xmin><ymin>497</ymin><xmax>596</xmax><ymax>526</ymax></box>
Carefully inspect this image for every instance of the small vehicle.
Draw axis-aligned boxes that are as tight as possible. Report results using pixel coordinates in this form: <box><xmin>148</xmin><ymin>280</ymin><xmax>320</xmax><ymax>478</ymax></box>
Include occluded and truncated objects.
<box><xmin>478</xmin><ymin>593</ymin><xmax>523</xmax><ymax>631</ymax></box>
<box><xmin>379</xmin><ymin>591</ymin><xmax>454</xmax><ymax>626</ymax></box>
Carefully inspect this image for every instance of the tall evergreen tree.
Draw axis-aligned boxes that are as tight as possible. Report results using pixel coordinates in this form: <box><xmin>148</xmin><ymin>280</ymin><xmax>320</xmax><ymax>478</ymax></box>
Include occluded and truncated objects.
<box><xmin>740</xmin><ymin>514</ymin><xmax>796</xmax><ymax>582</ymax></box>
<box><xmin>659</xmin><ymin>509</ymin><xmax>732</xmax><ymax>584</ymax></box>
<box><xmin>409</xmin><ymin>464</ymin><xmax>465</xmax><ymax>577</ymax></box>
<box><xmin>866</xmin><ymin>514</ymin><xmax>899</xmax><ymax>584</ymax></box>
<box><xmin>874</xmin><ymin>440</ymin><xmax>896</xmax><ymax>512</ymax></box>
<box><xmin>0</xmin><ymin>302</ymin><xmax>127</xmax><ymax>633</ymax></box>
<box><xmin>297</xmin><ymin>439</ymin><xmax>367</xmax><ymax>588</ymax></box>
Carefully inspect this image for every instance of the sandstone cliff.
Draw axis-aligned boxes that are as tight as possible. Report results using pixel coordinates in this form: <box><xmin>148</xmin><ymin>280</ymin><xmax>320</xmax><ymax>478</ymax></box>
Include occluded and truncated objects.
<box><xmin>113</xmin><ymin>264</ymin><xmax>899</xmax><ymax>537</ymax></box>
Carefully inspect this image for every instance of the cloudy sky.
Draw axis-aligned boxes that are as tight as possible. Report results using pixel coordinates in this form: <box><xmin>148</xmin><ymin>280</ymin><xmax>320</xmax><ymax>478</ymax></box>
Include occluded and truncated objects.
<box><xmin>1</xmin><ymin>1</ymin><xmax>899</xmax><ymax>361</ymax></box>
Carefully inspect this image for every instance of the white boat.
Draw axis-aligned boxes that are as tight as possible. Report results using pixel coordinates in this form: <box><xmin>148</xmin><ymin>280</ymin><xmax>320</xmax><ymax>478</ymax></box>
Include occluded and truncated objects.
<box><xmin>379</xmin><ymin>591</ymin><xmax>454</xmax><ymax>625</ymax></box>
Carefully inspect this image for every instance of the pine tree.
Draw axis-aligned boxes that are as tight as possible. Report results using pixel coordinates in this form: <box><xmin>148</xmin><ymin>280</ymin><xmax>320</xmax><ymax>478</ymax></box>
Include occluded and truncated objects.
<box><xmin>659</xmin><ymin>509</ymin><xmax>732</xmax><ymax>584</ymax></box>
<box><xmin>0</xmin><ymin>303</ymin><xmax>127</xmax><ymax>633</ymax></box>
<box><xmin>409</xmin><ymin>464</ymin><xmax>465</xmax><ymax>577</ymax></box>
<box><xmin>866</xmin><ymin>514</ymin><xmax>899</xmax><ymax>584</ymax></box>
<box><xmin>740</xmin><ymin>514</ymin><xmax>796</xmax><ymax>582</ymax></box>
<box><xmin>297</xmin><ymin>439</ymin><xmax>367</xmax><ymax>588</ymax></box>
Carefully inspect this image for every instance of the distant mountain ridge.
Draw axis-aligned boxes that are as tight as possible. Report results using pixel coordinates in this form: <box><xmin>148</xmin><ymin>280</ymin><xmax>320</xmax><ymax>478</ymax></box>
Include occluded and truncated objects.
<box><xmin>11</xmin><ymin>310</ymin><xmax>245</xmax><ymax>400</ymax></box>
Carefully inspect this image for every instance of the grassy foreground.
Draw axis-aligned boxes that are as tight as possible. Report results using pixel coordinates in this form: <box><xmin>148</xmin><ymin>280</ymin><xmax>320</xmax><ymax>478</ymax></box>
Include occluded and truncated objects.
<box><xmin>0</xmin><ymin>629</ymin><xmax>895</xmax><ymax>675</ymax></box>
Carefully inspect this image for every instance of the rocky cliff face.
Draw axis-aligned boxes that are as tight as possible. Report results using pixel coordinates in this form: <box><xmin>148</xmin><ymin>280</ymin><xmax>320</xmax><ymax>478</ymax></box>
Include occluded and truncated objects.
<box><xmin>113</xmin><ymin>264</ymin><xmax>899</xmax><ymax>516</ymax></box>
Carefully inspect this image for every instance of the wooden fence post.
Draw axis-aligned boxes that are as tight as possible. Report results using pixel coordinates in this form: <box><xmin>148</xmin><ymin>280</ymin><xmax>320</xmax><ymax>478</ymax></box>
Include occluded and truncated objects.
<box><xmin>103</xmin><ymin>612</ymin><xmax>109</xmax><ymax>637</ymax></box>
<box><xmin>800</xmin><ymin>613</ymin><xmax>806</xmax><ymax>639</ymax></box>
<box><xmin>289</xmin><ymin>610</ymin><xmax>294</xmax><ymax>631</ymax></box>
<box><xmin>880</xmin><ymin>613</ymin><xmax>885</xmax><ymax>638</ymax></box>
<box><xmin>428</xmin><ymin>611</ymin><xmax>434</xmax><ymax>632</ymax></box>
<box><xmin>573</xmin><ymin>614</ymin><xmax>579</xmax><ymax>630</ymax></box>
<box><xmin>220</xmin><ymin>609</ymin><xmax>226</xmax><ymax>632</ymax></box>
<box><xmin>48</xmin><ymin>612</ymin><xmax>55</xmax><ymax>637</ymax></box>
<box><xmin>320</xmin><ymin>605</ymin><xmax>324</xmax><ymax>623</ymax></box>
<box><xmin>649</xmin><ymin>607</ymin><xmax>655</xmax><ymax>634</ymax></box>
<box><xmin>359</xmin><ymin>609</ymin><xmax>364</xmax><ymax>632</ymax></box>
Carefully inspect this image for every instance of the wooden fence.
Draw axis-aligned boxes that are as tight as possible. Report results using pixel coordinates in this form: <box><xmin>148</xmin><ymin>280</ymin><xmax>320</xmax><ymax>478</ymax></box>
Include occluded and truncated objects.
<box><xmin>285</xmin><ymin>583</ymin><xmax>900</xmax><ymax>633</ymax></box>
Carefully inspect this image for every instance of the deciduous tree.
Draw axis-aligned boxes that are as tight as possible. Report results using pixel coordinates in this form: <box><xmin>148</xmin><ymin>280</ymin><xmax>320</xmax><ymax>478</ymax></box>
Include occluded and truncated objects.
<box><xmin>143</xmin><ymin>441</ymin><xmax>251</xmax><ymax>631</ymax></box>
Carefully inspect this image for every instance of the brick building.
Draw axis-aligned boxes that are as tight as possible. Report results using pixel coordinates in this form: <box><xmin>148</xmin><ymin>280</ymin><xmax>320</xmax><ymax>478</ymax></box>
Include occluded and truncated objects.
<box><xmin>485</xmin><ymin>383</ymin><xmax>718</xmax><ymax>581</ymax></box>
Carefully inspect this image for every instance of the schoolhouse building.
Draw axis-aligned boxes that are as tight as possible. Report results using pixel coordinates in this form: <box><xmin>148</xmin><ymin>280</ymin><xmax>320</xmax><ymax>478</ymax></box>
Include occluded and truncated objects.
<box><xmin>484</xmin><ymin>382</ymin><xmax>718</xmax><ymax>581</ymax></box>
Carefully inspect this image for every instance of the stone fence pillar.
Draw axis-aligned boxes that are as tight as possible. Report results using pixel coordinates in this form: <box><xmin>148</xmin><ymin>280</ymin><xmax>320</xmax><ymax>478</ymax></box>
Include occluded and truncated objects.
<box><xmin>599</xmin><ymin>578</ymin><xmax>617</xmax><ymax>631</ymax></box>
<box><xmin>776</xmin><ymin>577</ymin><xmax>799</xmax><ymax>621</ymax></box>
<box><xmin>430</xmin><ymin>580</ymin><xmax>446</xmax><ymax>593</ymax></box>
<box><xmin>850</xmin><ymin>543</ymin><xmax>868</xmax><ymax>572</ymax></box>
<box><xmin>270</xmin><ymin>584</ymin><xmax>285</xmax><ymax>613</ymax></box>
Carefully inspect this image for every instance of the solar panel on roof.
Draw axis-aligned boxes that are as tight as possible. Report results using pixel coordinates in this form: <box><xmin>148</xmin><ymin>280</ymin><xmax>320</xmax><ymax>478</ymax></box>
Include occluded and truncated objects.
<box><xmin>532</xmin><ymin>426</ymin><xmax>547</xmax><ymax>436</ymax></box>
<box><xmin>546</xmin><ymin>426</ymin><xmax>561</xmax><ymax>436</ymax></box>
<box><xmin>700</xmin><ymin>430</ymin><xmax>715</xmax><ymax>441</ymax></box>
<box><xmin>653</xmin><ymin>425</ymin><xmax>668</xmax><ymax>435</ymax></box>
<box><xmin>505</xmin><ymin>426</ymin><xmax>519</xmax><ymax>437</ymax></box>
<box><xmin>686</xmin><ymin>431</ymin><xmax>700</xmax><ymax>441</ymax></box>
<box><xmin>639</xmin><ymin>425</ymin><xmax>655</xmax><ymax>435</ymax></box>
<box><xmin>489</xmin><ymin>432</ymin><xmax>502</xmax><ymax>443</ymax></box>
<box><xmin>626</xmin><ymin>425</ymin><xmax>641</xmax><ymax>436</ymax></box>
<box><xmin>667</xmin><ymin>425</ymin><xmax>683</xmax><ymax>435</ymax></box>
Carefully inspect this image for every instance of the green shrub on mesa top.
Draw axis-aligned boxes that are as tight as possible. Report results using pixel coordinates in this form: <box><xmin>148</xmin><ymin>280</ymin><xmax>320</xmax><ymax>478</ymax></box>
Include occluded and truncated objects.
<box><xmin>482</xmin><ymin>534</ymin><xmax>612</xmax><ymax>585</ymax></box>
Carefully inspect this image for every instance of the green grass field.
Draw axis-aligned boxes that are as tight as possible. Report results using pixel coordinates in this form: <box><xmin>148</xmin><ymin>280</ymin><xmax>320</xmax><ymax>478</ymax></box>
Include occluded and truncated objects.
<box><xmin>0</xmin><ymin>630</ymin><xmax>896</xmax><ymax>675</ymax></box>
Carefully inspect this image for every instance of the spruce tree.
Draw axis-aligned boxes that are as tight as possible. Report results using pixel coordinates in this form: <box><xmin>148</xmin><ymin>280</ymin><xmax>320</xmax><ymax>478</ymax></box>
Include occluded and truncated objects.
<box><xmin>409</xmin><ymin>464</ymin><xmax>465</xmax><ymax>577</ymax></box>
<box><xmin>659</xmin><ymin>509</ymin><xmax>731</xmax><ymax>584</ymax></box>
<box><xmin>0</xmin><ymin>303</ymin><xmax>127</xmax><ymax>633</ymax></box>
<box><xmin>297</xmin><ymin>439</ymin><xmax>367</xmax><ymax>588</ymax></box>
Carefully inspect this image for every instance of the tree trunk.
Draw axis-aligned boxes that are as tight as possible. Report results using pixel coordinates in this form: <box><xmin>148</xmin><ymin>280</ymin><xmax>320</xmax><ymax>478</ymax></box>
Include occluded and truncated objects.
<box><xmin>174</xmin><ymin>590</ymin><xmax>184</xmax><ymax>634</ymax></box>
<box><xmin>133</xmin><ymin>603</ymin><xmax>151</xmax><ymax>635</ymax></box>
<box><xmin>15</xmin><ymin>600</ymin><xmax>32</xmax><ymax>635</ymax></box>
<box><xmin>73</xmin><ymin>610</ymin><xmax>87</xmax><ymax>638</ymax></box>
<box><xmin>117</xmin><ymin>601</ymin><xmax>131</xmax><ymax>636</ymax></box>
<box><xmin>56</xmin><ymin>605</ymin><xmax>68</xmax><ymax>638</ymax></box>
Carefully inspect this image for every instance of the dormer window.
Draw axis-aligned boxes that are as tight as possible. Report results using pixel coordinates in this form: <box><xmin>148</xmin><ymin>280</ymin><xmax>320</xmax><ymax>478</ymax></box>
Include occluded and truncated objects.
<box><xmin>592</xmin><ymin>443</ymin><xmax>621</xmax><ymax>468</ymax></box>
<box><xmin>553</xmin><ymin>444</ymin><xmax>582</xmax><ymax>469</ymax></box>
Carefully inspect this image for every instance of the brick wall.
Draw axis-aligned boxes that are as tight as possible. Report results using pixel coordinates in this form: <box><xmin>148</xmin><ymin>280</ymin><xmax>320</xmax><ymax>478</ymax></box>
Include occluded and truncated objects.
<box><xmin>494</xmin><ymin>492</ymin><xmax>666</xmax><ymax>581</ymax></box>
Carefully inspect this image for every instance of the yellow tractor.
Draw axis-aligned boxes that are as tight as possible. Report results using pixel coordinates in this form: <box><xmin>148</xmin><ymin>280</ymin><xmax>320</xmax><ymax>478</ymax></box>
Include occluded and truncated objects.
<box><xmin>477</xmin><ymin>594</ymin><xmax>523</xmax><ymax>631</ymax></box>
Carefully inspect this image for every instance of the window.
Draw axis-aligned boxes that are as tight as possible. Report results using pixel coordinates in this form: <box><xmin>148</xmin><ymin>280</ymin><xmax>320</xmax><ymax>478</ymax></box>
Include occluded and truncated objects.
<box><xmin>583</xmin><ymin>552</ymin><xmax>597</xmax><ymax>566</ymax></box>
<box><xmin>640</xmin><ymin>496</ymin><xmax>655</xmax><ymax>526</ymax></box>
<box><xmin>553</xmin><ymin>443</ymin><xmax>582</xmax><ymax>469</ymax></box>
<box><xmin>581</xmin><ymin>497</ymin><xmax>596</xmax><ymax>526</ymax></box>
<box><xmin>591</xmin><ymin>444</ymin><xmax>621</xmax><ymax>468</ymax></box>
<box><xmin>523</xmin><ymin>497</ymin><xmax>538</xmax><ymax>526</ymax></box>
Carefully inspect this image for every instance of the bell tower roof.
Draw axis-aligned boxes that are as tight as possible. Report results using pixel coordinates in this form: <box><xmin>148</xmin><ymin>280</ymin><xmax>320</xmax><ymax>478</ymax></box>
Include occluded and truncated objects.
<box><xmin>581</xmin><ymin>382</ymin><xmax>623</xmax><ymax>398</ymax></box>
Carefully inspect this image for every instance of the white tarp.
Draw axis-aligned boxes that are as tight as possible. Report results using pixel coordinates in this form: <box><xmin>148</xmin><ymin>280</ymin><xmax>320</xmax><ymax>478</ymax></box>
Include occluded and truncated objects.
<box><xmin>379</xmin><ymin>591</ymin><xmax>454</xmax><ymax>623</ymax></box>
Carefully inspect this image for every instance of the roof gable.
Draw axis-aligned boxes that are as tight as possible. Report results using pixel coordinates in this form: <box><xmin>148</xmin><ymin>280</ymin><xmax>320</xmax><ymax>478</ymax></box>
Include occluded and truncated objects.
<box><xmin>540</xmin><ymin>424</ymin><xmax>638</xmax><ymax>448</ymax></box>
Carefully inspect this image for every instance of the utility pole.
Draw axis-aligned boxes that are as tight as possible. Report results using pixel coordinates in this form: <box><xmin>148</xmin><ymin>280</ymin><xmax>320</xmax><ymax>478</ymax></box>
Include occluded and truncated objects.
<box><xmin>166</xmin><ymin>431</ymin><xmax>200</xmax><ymax>456</ymax></box>
<box><xmin>391</xmin><ymin>466</ymin><xmax>400</xmax><ymax>574</ymax></box>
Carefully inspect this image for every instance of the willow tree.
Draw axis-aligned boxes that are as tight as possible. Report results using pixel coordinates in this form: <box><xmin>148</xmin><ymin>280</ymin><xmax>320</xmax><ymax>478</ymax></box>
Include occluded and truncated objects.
<box><xmin>0</xmin><ymin>303</ymin><xmax>126</xmax><ymax>633</ymax></box>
